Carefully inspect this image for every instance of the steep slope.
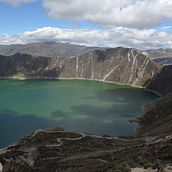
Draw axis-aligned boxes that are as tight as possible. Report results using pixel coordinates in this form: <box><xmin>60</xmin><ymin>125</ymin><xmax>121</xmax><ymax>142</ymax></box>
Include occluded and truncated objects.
<box><xmin>138</xmin><ymin>94</ymin><xmax>172</xmax><ymax>136</ymax></box>
<box><xmin>138</xmin><ymin>65</ymin><xmax>172</xmax><ymax>136</ymax></box>
<box><xmin>0</xmin><ymin>48</ymin><xmax>160</xmax><ymax>86</ymax></box>
<box><xmin>0</xmin><ymin>42</ymin><xmax>96</xmax><ymax>57</ymax></box>
<box><xmin>0</xmin><ymin>53</ymin><xmax>62</xmax><ymax>78</ymax></box>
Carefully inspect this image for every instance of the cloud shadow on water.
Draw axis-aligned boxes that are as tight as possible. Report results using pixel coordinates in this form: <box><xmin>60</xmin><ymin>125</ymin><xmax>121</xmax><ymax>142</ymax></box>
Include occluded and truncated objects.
<box><xmin>86</xmin><ymin>88</ymin><xmax>158</xmax><ymax>105</ymax></box>
<box><xmin>70</xmin><ymin>103</ymin><xmax>140</xmax><ymax>135</ymax></box>
<box><xmin>0</xmin><ymin>110</ymin><xmax>57</xmax><ymax>148</ymax></box>
<box><xmin>51</xmin><ymin>107</ymin><xmax>137</xmax><ymax>137</ymax></box>
<box><xmin>70</xmin><ymin>88</ymin><xmax>158</xmax><ymax>136</ymax></box>
<box><xmin>71</xmin><ymin>103</ymin><xmax>141</xmax><ymax>120</ymax></box>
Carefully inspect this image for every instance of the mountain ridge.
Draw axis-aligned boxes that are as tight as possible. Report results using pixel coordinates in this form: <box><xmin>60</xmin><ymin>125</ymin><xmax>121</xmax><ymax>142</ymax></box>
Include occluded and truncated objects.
<box><xmin>0</xmin><ymin>42</ymin><xmax>97</xmax><ymax>58</ymax></box>
<box><xmin>1</xmin><ymin>42</ymin><xmax>172</xmax><ymax>66</ymax></box>
<box><xmin>0</xmin><ymin>47</ymin><xmax>160</xmax><ymax>86</ymax></box>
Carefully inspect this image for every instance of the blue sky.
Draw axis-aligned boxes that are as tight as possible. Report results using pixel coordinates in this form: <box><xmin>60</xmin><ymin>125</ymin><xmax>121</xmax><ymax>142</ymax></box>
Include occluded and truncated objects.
<box><xmin>0</xmin><ymin>1</ymin><xmax>103</xmax><ymax>35</ymax></box>
<box><xmin>0</xmin><ymin>1</ymin><xmax>46</xmax><ymax>34</ymax></box>
<box><xmin>0</xmin><ymin>0</ymin><xmax>172</xmax><ymax>49</ymax></box>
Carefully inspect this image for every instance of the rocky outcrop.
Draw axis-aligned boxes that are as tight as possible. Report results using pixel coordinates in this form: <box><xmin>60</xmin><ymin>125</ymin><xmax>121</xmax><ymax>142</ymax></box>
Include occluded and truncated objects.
<box><xmin>0</xmin><ymin>48</ymin><xmax>160</xmax><ymax>86</ymax></box>
<box><xmin>0</xmin><ymin>129</ymin><xmax>172</xmax><ymax>172</ymax></box>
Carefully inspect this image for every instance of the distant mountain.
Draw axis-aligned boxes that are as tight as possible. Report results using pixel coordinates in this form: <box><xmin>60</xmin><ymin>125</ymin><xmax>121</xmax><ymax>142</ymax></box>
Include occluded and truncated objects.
<box><xmin>1</xmin><ymin>42</ymin><xmax>172</xmax><ymax>65</ymax></box>
<box><xmin>143</xmin><ymin>48</ymin><xmax>172</xmax><ymax>58</ymax></box>
<box><xmin>0</xmin><ymin>42</ymin><xmax>97</xmax><ymax>57</ymax></box>
<box><xmin>143</xmin><ymin>49</ymin><xmax>172</xmax><ymax>65</ymax></box>
<box><xmin>151</xmin><ymin>57</ymin><xmax>172</xmax><ymax>65</ymax></box>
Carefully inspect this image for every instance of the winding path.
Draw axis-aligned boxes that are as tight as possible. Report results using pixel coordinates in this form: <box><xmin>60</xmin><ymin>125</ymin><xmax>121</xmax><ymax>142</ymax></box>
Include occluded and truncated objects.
<box><xmin>31</xmin><ymin>130</ymin><xmax>128</xmax><ymax>148</ymax></box>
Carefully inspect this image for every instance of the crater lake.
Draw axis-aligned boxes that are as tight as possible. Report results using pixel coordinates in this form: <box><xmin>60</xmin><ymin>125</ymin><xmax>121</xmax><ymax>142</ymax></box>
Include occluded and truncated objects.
<box><xmin>0</xmin><ymin>79</ymin><xmax>158</xmax><ymax>147</ymax></box>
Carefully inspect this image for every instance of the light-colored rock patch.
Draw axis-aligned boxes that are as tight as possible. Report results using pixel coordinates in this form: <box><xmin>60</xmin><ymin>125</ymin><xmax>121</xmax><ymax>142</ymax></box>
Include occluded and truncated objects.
<box><xmin>131</xmin><ymin>167</ymin><xmax>172</xmax><ymax>172</ymax></box>
<box><xmin>131</xmin><ymin>168</ymin><xmax>154</xmax><ymax>172</ymax></box>
<box><xmin>0</xmin><ymin>163</ymin><xmax>2</xmax><ymax>172</ymax></box>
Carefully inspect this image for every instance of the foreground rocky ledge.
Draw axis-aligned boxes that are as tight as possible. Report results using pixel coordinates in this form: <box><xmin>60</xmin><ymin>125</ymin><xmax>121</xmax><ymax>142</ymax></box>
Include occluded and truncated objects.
<box><xmin>0</xmin><ymin>128</ymin><xmax>172</xmax><ymax>172</ymax></box>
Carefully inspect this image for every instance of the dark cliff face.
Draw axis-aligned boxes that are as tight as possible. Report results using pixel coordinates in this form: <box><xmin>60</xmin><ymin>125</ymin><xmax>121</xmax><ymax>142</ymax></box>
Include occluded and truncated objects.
<box><xmin>146</xmin><ymin>65</ymin><xmax>172</xmax><ymax>95</ymax></box>
<box><xmin>0</xmin><ymin>48</ymin><xmax>160</xmax><ymax>86</ymax></box>
<box><xmin>138</xmin><ymin>65</ymin><xmax>172</xmax><ymax>136</ymax></box>
<box><xmin>0</xmin><ymin>53</ymin><xmax>62</xmax><ymax>78</ymax></box>
<box><xmin>138</xmin><ymin>94</ymin><xmax>172</xmax><ymax>136</ymax></box>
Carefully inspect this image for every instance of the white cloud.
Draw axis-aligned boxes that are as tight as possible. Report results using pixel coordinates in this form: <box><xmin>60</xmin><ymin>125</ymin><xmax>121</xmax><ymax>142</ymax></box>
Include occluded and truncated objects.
<box><xmin>1</xmin><ymin>27</ymin><xmax>172</xmax><ymax>50</ymax></box>
<box><xmin>0</xmin><ymin>0</ymin><xmax>37</xmax><ymax>6</ymax></box>
<box><xmin>2</xmin><ymin>0</ymin><xmax>172</xmax><ymax>29</ymax></box>
<box><xmin>0</xmin><ymin>35</ymin><xmax>22</xmax><ymax>44</ymax></box>
<box><xmin>43</xmin><ymin>0</ymin><xmax>172</xmax><ymax>28</ymax></box>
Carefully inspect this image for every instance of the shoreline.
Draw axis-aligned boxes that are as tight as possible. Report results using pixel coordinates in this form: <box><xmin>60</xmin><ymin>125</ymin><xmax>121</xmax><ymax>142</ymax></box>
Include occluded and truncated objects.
<box><xmin>0</xmin><ymin>76</ymin><xmax>143</xmax><ymax>88</ymax></box>
<box><xmin>144</xmin><ymin>88</ymin><xmax>161</xmax><ymax>97</ymax></box>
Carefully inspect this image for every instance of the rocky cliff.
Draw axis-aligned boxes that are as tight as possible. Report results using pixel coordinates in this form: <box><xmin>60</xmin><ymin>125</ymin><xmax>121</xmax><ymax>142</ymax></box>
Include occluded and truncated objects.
<box><xmin>146</xmin><ymin>65</ymin><xmax>172</xmax><ymax>95</ymax></box>
<box><xmin>137</xmin><ymin>65</ymin><xmax>172</xmax><ymax>136</ymax></box>
<box><xmin>0</xmin><ymin>47</ymin><xmax>159</xmax><ymax>86</ymax></box>
<box><xmin>138</xmin><ymin>94</ymin><xmax>172</xmax><ymax>136</ymax></box>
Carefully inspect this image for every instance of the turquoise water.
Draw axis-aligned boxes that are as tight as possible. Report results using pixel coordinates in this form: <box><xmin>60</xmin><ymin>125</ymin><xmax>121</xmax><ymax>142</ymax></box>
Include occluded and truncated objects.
<box><xmin>0</xmin><ymin>80</ymin><xmax>158</xmax><ymax>147</ymax></box>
